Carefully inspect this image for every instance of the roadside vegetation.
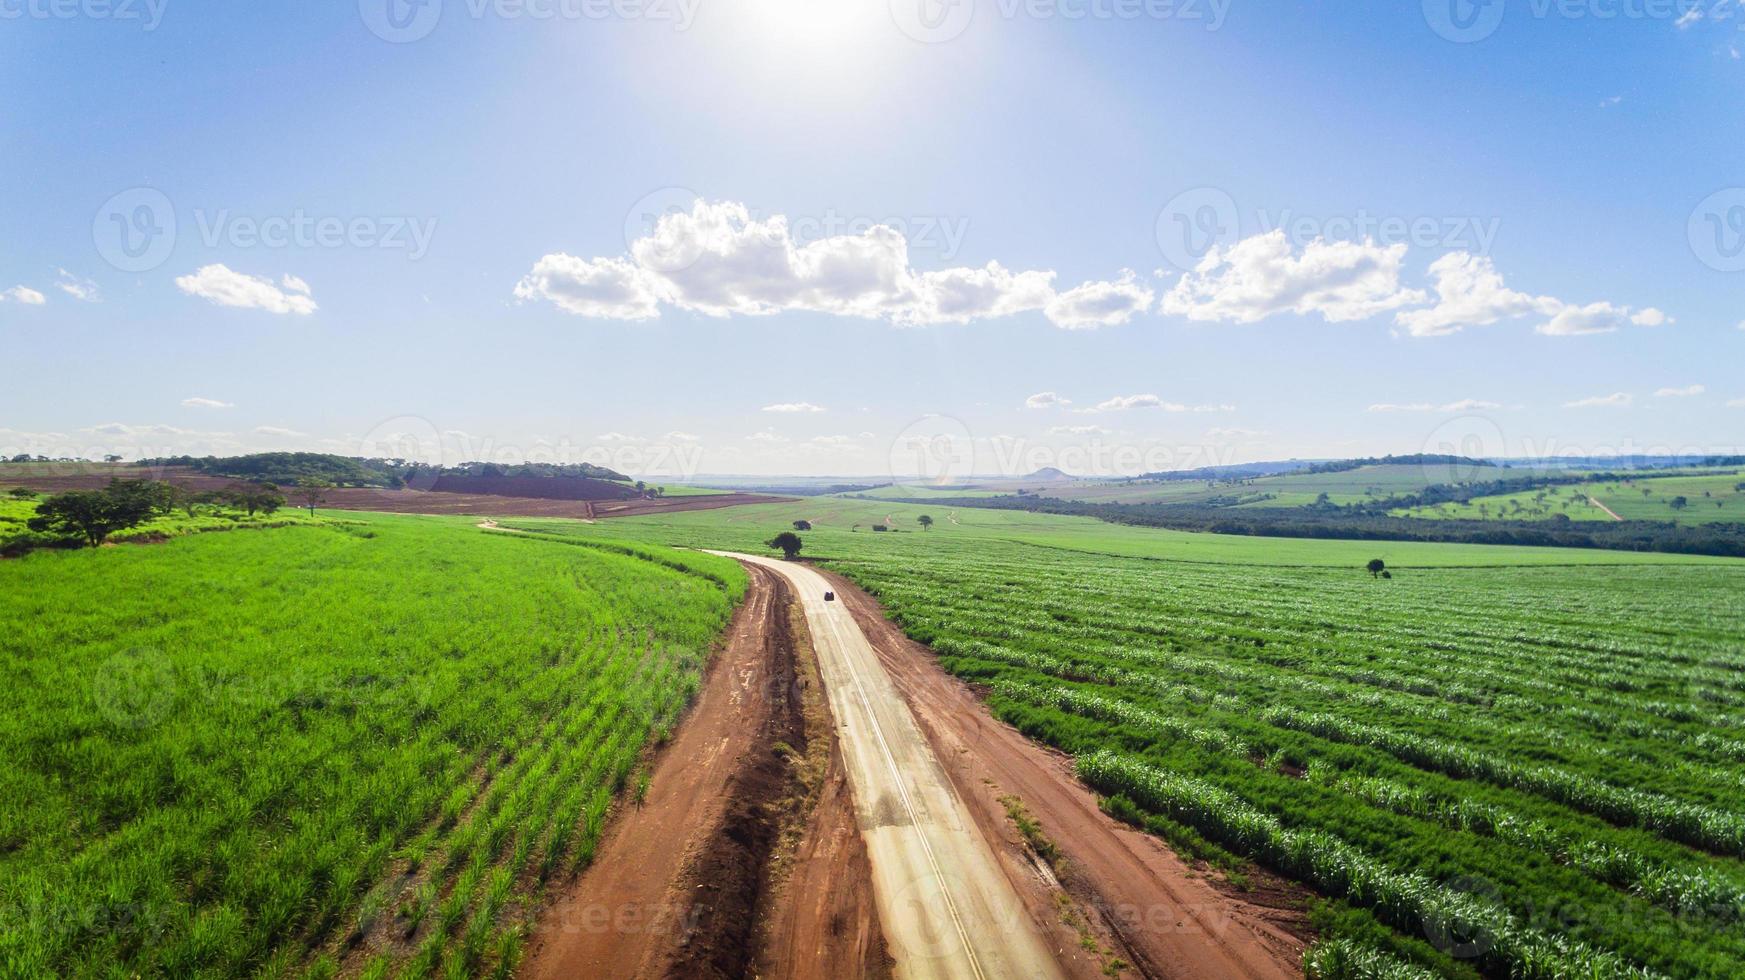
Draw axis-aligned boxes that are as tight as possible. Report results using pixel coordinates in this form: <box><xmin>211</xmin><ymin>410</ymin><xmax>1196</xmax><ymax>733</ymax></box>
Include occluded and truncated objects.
<box><xmin>0</xmin><ymin>514</ymin><xmax>745</xmax><ymax>977</ymax></box>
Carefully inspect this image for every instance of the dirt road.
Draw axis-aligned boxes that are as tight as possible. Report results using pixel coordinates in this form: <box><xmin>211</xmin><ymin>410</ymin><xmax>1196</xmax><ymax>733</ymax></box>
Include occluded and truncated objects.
<box><xmin>1588</xmin><ymin>495</ymin><xmax>1625</xmax><ymax>521</ymax></box>
<box><xmin>818</xmin><ymin>569</ymin><xmax>1308</xmax><ymax>980</ymax></box>
<box><xmin>522</xmin><ymin>565</ymin><xmax>885</xmax><ymax>979</ymax></box>
<box><xmin>719</xmin><ymin>553</ymin><xmax>1068</xmax><ymax>980</ymax></box>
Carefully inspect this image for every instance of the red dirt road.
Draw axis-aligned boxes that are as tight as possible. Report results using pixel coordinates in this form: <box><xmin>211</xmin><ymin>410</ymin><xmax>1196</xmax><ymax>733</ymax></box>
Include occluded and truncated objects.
<box><xmin>818</xmin><ymin>567</ymin><xmax>1309</xmax><ymax>980</ymax></box>
<box><xmin>522</xmin><ymin>564</ymin><xmax>887</xmax><ymax>980</ymax></box>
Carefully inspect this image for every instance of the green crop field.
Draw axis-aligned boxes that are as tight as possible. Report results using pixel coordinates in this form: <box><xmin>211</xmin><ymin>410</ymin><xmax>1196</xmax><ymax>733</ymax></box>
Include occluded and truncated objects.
<box><xmin>510</xmin><ymin>500</ymin><xmax>1745</xmax><ymax>978</ymax></box>
<box><xmin>0</xmin><ymin>513</ymin><xmax>745</xmax><ymax>978</ymax></box>
<box><xmin>1399</xmin><ymin>470</ymin><xmax>1745</xmax><ymax>526</ymax></box>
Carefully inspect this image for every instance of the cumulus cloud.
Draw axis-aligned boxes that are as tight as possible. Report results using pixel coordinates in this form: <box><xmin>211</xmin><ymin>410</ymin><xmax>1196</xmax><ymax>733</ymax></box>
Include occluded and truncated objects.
<box><xmin>1564</xmin><ymin>392</ymin><xmax>1633</xmax><ymax>408</ymax></box>
<box><xmin>1389</xmin><ymin>252</ymin><xmax>1669</xmax><ymax>338</ymax></box>
<box><xmin>253</xmin><ymin>425</ymin><xmax>304</xmax><ymax>437</ymax></box>
<box><xmin>1093</xmin><ymin>394</ymin><xmax>1163</xmax><ymax>411</ymax></box>
<box><xmin>56</xmin><ymin>269</ymin><xmax>100</xmax><ymax>302</ymax></box>
<box><xmin>1367</xmin><ymin>399</ymin><xmax>1502</xmax><ymax>413</ymax></box>
<box><xmin>1025</xmin><ymin>391</ymin><xmax>1070</xmax><ymax>409</ymax></box>
<box><xmin>1049</xmin><ymin>424</ymin><xmax>1108</xmax><ymax>435</ymax></box>
<box><xmin>1654</xmin><ymin>384</ymin><xmax>1705</xmax><ymax>398</ymax></box>
<box><xmin>761</xmin><ymin>402</ymin><xmax>826</xmax><ymax>413</ymax></box>
<box><xmin>181</xmin><ymin>397</ymin><xmax>234</xmax><ymax>409</ymax></box>
<box><xmin>175</xmin><ymin>264</ymin><xmax>317</xmax><ymax>315</ymax></box>
<box><xmin>513</xmin><ymin>254</ymin><xmax>660</xmax><ymax>320</ymax></box>
<box><xmin>1043</xmin><ymin>272</ymin><xmax>1154</xmax><ymax>329</ymax></box>
<box><xmin>1087</xmin><ymin>394</ymin><xmax>1233</xmax><ymax>413</ymax></box>
<box><xmin>1160</xmin><ymin>231</ymin><xmax>1425</xmax><ymax>324</ymax></box>
<box><xmin>516</xmin><ymin>200</ymin><xmax>1145</xmax><ymax>329</ymax></box>
<box><xmin>1393</xmin><ymin>253</ymin><xmax>1560</xmax><ymax>337</ymax></box>
<box><xmin>1538</xmin><ymin>301</ymin><xmax>1670</xmax><ymax>337</ymax></box>
<box><xmin>2</xmin><ymin>285</ymin><xmax>46</xmax><ymax>305</ymax></box>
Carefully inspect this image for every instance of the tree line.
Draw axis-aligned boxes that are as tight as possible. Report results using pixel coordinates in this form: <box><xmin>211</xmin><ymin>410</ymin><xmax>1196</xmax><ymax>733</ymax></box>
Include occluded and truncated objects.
<box><xmin>12</xmin><ymin>476</ymin><xmax>333</xmax><ymax>551</ymax></box>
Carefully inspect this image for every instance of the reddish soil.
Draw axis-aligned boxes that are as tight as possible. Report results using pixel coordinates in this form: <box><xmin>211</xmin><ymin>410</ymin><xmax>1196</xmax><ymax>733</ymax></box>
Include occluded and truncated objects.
<box><xmin>522</xmin><ymin>565</ymin><xmax>886</xmax><ymax>979</ymax></box>
<box><xmin>426</xmin><ymin>473</ymin><xmax>635</xmax><ymax>500</ymax></box>
<box><xmin>817</xmin><ymin>566</ymin><xmax>1312</xmax><ymax>980</ymax></box>
<box><xmin>0</xmin><ymin>464</ymin><xmax>790</xmax><ymax>521</ymax></box>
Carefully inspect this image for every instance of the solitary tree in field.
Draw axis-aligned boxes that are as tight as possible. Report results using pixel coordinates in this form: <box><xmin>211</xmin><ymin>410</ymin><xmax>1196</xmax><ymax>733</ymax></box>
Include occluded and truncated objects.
<box><xmin>1367</xmin><ymin>558</ymin><xmax>1386</xmax><ymax>578</ymax></box>
<box><xmin>793</xmin><ymin>519</ymin><xmax>812</xmax><ymax>531</ymax></box>
<box><xmin>295</xmin><ymin>477</ymin><xmax>334</xmax><ymax>516</ymax></box>
<box><xmin>918</xmin><ymin>514</ymin><xmax>934</xmax><ymax>531</ymax></box>
<box><xmin>26</xmin><ymin>479</ymin><xmax>168</xmax><ymax>547</ymax></box>
<box><xmin>766</xmin><ymin>531</ymin><xmax>803</xmax><ymax>559</ymax></box>
<box><xmin>225</xmin><ymin>482</ymin><xmax>285</xmax><ymax>517</ymax></box>
<box><xmin>1670</xmin><ymin>496</ymin><xmax>1688</xmax><ymax>511</ymax></box>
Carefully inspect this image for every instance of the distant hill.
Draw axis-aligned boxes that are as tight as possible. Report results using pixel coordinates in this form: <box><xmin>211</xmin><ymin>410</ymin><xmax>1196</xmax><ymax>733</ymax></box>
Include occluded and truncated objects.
<box><xmin>1020</xmin><ymin>467</ymin><xmax>1075</xmax><ymax>483</ymax></box>
<box><xmin>138</xmin><ymin>452</ymin><xmax>629</xmax><ymax>488</ymax></box>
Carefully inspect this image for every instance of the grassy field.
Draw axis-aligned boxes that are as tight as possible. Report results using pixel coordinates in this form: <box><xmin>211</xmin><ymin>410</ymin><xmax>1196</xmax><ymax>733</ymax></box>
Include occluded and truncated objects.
<box><xmin>1399</xmin><ymin>470</ymin><xmax>1745</xmax><ymax>526</ymax></box>
<box><xmin>511</xmin><ymin>496</ymin><xmax>1745</xmax><ymax>568</ymax></box>
<box><xmin>1018</xmin><ymin>464</ymin><xmax>1538</xmax><ymax>508</ymax></box>
<box><xmin>0</xmin><ymin>513</ymin><xmax>745</xmax><ymax>978</ymax></box>
<box><xmin>510</xmin><ymin>500</ymin><xmax>1745</xmax><ymax>977</ymax></box>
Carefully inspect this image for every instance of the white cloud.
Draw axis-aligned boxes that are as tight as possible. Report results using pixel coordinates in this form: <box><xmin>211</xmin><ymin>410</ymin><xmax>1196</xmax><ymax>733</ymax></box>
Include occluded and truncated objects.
<box><xmin>1</xmin><ymin>285</ymin><xmax>46</xmax><ymax>305</ymax></box>
<box><xmin>1161</xmin><ymin>231</ymin><xmax>1425</xmax><ymax>324</ymax></box>
<box><xmin>175</xmin><ymin>264</ymin><xmax>317</xmax><ymax>315</ymax></box>
<box><xmin>1025</xmin><ymin>391</ymin><xmax>1071</xmax><ymax>409</ymax></box>
<box><xmin>281</xmin><ymin>274</ymin><xmax>312</xmax><ymax>295</ymax></box>
<box><xmin>664</xmin><ymin>430</ymin><xmax>700</xmax><ymax>442</ymax></box>
<box><xmin>1538</xmin><ymin>301</ymin><xmax>1669</xmax><ymax>337</ymax></box>
<box><xmin>518</xmin><ymin>199</ymin><xmax>1144</xmax><ymax>329</ymax></box>
<box><xmin>1086</xmin><ymin>394</ymin><xmax>1232</xmax><ymax>413</ymax></box>
<box><xmin>747</xmin><ymin>429</ymin><xmax>788</xmax><ymax>443</ymax></box>
<box><xmin>1599</xmin><ymin>94</ymin><xmax>1624</xmax><ymax>107</ymax></box>
<box><xmin>1367</xmin><ymin>399</ymin><xmax>1502</xmax><ymax>413</ymax></box>
<box><xmin>1393</xmin><ymin>253</ymin><xmax>1561</xmax><ymax>337</ymax></box>
<box><xmin>1676</xmin><ymin>7</ymin><xmax>1702</xmax><ymax>27</ymax></box>
<box><xmin>1043</xmin><ymin>272</ymin><xmax>1153</xmax><ymax>329</ymax></box>
<box><xmin>1093</xmin><ymin>394</ymin><xmax>1162</xmax><ymax>411</ymax></box>
<box><xmin>1564</xmin><ymin>392</ymin><xmax>1633</xmax><ymax>408</ymax></box>
<box><xmin>1391</xmin><ymin>253</ymin><xmax>1670</xmax><ymax>338</ymax></box>
<box><xmin>1049</xmin><ymin>424</ymin><xmax>1108</xmax><ymax>435</ymax></box>
<box><xmin>513</xmin><ymin>254</ymin><xmax>660</xmax><ymax>320</ymax></box>
<box><xmin>181</xmin><ymin>397</ymin><xmax>234</xmax><ymax>409</ymax></box>
<box><xmin>1654</xmin><ymin>384</ymin><xmax>1705</xmax><ymax>398</ymax></box>
<box><xmin>1728</xmin><ymin>398</ymin><xmax>1745</xmax><ymax>409</ymax></box>
<box><xmin>253</xmin><ymin>425</ymin><xmax>304</xmax><ymax>437</ymax></box>
<box><xmin>761</xmin><ymin>402</ymin><xmax>826</xmax><ymax>413</ymax></box>
<box><xmin>56</xmin><ymin>269</ymin><xmax>100</xmax><ymax>302</ymax></box>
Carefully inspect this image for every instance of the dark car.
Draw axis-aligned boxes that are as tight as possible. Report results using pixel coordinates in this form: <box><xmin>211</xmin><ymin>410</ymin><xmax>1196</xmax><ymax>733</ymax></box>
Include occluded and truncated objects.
<box><xmin>824</xmin><ymin>591</ymin><xmax>836</xmax><ymax>602</ymax></box>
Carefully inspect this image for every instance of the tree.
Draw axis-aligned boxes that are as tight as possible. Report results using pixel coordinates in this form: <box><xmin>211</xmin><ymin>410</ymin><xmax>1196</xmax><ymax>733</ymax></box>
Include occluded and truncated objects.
<box><xmin>766</xmin><ymin>531</ymin><xmax>803</xmax><ymax>559</ymax></box>
<box><xmin>1670</xmin><ymin>496</ymin><xmax>1688</xmax><ymax>511</ymax></box>
<box><xmin>225</xmin><ymin>482</ymin><xmax>284</xmax><ymax>517</ymax></box>
<box><xmin>26</xmin><ymin>479</ymin><xmax>168</xmax><ymax>547</ymax></box>
<box><xmin>792</xmin><ymin>519</ymin><xmax>812</xmax><ymax>531</ymax></box>
<box><xmin>103</xmin><ymin>454</ymin><xmax>122</xmax><ymax>463</ymax></box>
<box><xmin>7</xmin><ymin>487</ymin><xmax>36</xmax><ymax>500</ymax></box>
<box><xmin>294</xmin><ymin>477</ymin><xmax>334</xmax><ymax>515</ymax></box>
<box><xmin>917</xmin><ymin>514</ymin><xmax>934</xmax><ymax>531</ymax></box>
<box><xmin>1366</xmin><ymin>558</ymin><xmax>1386</xmax><ymax>578</ymax></box>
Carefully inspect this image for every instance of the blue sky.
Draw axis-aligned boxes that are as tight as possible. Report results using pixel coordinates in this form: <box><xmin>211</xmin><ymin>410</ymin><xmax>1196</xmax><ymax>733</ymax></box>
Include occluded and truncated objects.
<box><xmin>2</xmin><ymin>0</ymin><xmax>1742</xmax><ymax>477</ymax></box>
